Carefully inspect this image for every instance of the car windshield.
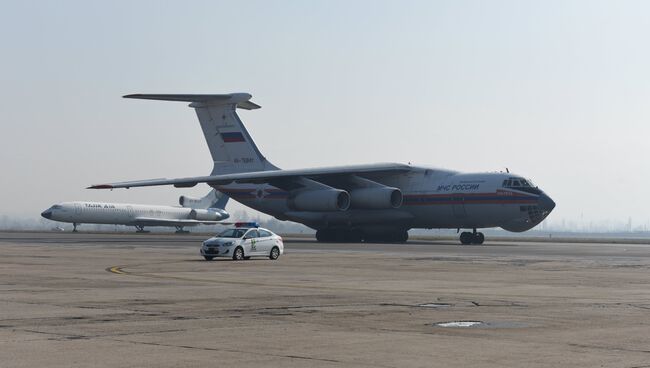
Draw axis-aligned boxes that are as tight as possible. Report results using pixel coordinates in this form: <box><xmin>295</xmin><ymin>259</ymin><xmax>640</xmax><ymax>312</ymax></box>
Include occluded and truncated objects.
<box><xmin>217</xmin><ymin>229</ymin><xmax>246</xmax><ymax>238</ymax></box>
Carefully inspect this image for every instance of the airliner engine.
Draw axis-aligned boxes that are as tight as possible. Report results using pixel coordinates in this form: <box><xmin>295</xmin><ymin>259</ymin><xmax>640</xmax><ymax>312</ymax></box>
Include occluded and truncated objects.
<box><xmin>179</xmin><ymin>195</ymin><xmax>196</xmax><ymax>207</ymax></box>
<box><xmin>288</xmin><ymin>189</ymin><xmax>351</xmax><ymax>212</ymax></box>
<box><xmin>189</xmin><ymin>209</ymin><xmax>227</xmax><ymax>221</ymax></box>
<box><xmin>350</xmin><ymin>187</ymin><xmax>402</xmax><ymax>209</ymax></box>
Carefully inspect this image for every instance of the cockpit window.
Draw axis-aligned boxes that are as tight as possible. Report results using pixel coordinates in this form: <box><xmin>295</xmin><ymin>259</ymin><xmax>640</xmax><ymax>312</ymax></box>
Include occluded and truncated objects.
<box><xmin>502</xmin><ymin>177</ymin><xmax>541</xmax><ymax>194</ymax></box>
<box><xmin>52</xmin><ymin>205</ymin><xmax>63</xmax><ymax>209</ymax></box>
<box><xmin>503</xmin><ymin>177</ymin><xmax>537</xmax><ymax>188</ymax></box>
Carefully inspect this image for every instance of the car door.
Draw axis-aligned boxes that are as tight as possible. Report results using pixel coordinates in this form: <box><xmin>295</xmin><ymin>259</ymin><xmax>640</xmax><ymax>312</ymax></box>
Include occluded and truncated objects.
<box><xmin>256</xmin><ymin>229</ymin><xmax>274</xmax><ymax>253</ymax></box>
<box><xmin>244</xmin><ymin>229</ymin><xmax>262</xmax><ymax>255</ymax></box>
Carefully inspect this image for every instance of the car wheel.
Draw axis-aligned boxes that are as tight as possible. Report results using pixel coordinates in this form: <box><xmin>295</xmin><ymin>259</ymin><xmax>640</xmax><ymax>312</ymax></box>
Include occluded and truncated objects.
<box><xmin>233</xmin><ymin>247</ymin><xmax>244</xmax><ymax>261</ymax></box>
<box><xmin>269</xmin><ymin>246</ymin><xmax>280</xmax><ymax>260</ymax></box>
<box><xmin>204</xmin><ymin>256</ymin><xmax>214</xmax><ymax>261</ymax></box>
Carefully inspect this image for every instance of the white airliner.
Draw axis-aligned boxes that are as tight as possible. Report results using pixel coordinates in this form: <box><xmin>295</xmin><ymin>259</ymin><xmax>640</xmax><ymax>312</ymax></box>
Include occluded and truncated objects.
<box><xmin>41</xmin><ymin>189</ymin><xmax>230</xmax><ymax>233</ymax></box>
<box><xmin>89</xmin><ymin>93</ymin><xmax>555</xmax><ymax>244</ymax></box>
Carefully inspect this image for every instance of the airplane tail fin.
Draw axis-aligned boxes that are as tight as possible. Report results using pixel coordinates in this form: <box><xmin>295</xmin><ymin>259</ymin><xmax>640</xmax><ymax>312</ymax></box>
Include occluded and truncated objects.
<box><xmin>123</xmin><ymin>93</ymin><xmax>278</xmax><ymax>175</ymax></box>
<box><xmin>180</xmin><ymin>189</ymin><xmax>229</xmax><ymax>209</ymax></box>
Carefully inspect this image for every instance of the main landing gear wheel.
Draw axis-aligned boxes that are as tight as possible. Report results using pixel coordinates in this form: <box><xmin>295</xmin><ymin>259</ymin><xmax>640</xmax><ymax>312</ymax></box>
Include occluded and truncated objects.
<box><xmin>459</xmin><ymin>231</ymin><xmax>485</xmax><ymax>245</ymax></box>
<box><xmin>135</xmin><ymin>225</ymin><xmax>149</xmax><ymax>233</ymax></box>
<box><xmin>175</xmin><ymin>226</ymin><xmax>189</xmax><ymax>234</ymax></box>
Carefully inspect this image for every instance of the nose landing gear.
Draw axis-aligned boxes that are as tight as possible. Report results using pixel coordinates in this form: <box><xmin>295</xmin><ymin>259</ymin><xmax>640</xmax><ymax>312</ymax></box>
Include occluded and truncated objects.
<box><xmin>459</xmin><ymin>229</ymin><xmax>484</xmax><ymax>245</ymax></box>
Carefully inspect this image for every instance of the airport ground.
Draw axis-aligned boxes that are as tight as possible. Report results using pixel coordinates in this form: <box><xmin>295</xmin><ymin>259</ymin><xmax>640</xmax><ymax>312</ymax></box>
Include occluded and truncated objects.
<box><xmin>1</xmin><ymin>231</ymin><xmax>650</xmax><ymax>367</ymax></box>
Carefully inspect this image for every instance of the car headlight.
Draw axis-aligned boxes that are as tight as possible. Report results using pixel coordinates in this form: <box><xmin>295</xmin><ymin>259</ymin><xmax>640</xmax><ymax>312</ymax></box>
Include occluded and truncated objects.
<box><xmin>222</xmin><ymin>241</ymin><xmax>233</xmax><ymax>247</ymax></box>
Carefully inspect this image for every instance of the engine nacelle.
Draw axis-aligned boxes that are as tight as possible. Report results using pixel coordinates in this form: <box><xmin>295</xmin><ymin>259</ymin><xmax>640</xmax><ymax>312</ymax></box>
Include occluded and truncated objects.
<box><xmin>189</xmin><ymin>209</ymin><xmax>229</xmax><ymax>221</ymax></box>
<box><xmin>288</xmin><ymin>189</ymin><xmax>350</xmax><ymax>212</ymax></box>
<box><xmin>350</xmin><ymin>187</ymin><xmax>403</xmax><ymax>209</ymax></box>
<box><xmin>180</xmin><ymin>194</ymin><xmax>209</xmax><ymax>208</ymax></box>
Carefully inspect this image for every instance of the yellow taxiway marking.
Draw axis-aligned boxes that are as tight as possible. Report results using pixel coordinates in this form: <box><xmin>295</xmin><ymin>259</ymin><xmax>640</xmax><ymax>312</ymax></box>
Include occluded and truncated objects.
<box><xmin>108</xmin><ymin>266</ymin><xmax>126</xmax><ymax>275</ymax></box>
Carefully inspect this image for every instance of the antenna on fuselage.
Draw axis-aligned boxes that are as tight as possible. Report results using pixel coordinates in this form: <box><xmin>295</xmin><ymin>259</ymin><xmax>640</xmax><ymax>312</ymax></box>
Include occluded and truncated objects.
<box><xmin>506</xmin><ymin>167</ymin><xmax>509</xmax><ymax>173</ymax></box>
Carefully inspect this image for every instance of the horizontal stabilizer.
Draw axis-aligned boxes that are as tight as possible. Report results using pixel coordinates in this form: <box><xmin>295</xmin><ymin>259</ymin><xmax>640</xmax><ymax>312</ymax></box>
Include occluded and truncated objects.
<box><xmin>123</xmin><ymin>93</ymin><xmax>261</xmax><ymax>110</ymax></box>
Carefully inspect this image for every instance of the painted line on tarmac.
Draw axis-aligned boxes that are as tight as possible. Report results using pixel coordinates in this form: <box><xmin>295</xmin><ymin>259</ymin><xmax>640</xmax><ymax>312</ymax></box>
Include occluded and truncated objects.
<box><xmin>106</xmin><ymin>266</ymin><xmax>126</xmax><ymax>275</ymax></box>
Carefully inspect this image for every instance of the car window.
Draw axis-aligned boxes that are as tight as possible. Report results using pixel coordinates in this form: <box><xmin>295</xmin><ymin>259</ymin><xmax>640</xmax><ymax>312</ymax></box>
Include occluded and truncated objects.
<box><xmin>217</xmin><ymin>229</ymin><xmax>246</xmax><ymax>238</ymax></box>
<box><xmin>258</xmin><ymin>230</ymin><xmax>272</xmax><ymax>238</ymax></box>
<box><xmin>245</xmin><ymin>229</ymin><xmax>259</xmax><ymax>238</ymax></box>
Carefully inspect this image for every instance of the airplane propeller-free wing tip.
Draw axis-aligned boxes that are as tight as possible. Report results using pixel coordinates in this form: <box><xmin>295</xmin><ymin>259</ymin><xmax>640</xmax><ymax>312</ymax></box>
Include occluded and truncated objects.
<box><xmin>88</xmin><ymin>184</ymin><xmax>114</xmax><ymax>189</ymax></box>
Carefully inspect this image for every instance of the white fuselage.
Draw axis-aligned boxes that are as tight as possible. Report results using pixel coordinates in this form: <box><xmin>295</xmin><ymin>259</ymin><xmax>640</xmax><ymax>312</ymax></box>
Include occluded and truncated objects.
<box><xmin>41</xmin><ymin>202</ymin><xmax>227</xmax><ymax>227</ymax></box>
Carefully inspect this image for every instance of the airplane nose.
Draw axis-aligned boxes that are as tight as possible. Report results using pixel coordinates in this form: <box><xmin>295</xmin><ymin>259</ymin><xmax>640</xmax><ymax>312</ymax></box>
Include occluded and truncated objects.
<box><xmin>538</xmin><ymin>192</ymin><xmax>556</xmax><ymax>212</ymax></box>
<box><xmin>41</xmin><ymin>211</ymin><xmax>52</xmax><ymax>219</ymax></box>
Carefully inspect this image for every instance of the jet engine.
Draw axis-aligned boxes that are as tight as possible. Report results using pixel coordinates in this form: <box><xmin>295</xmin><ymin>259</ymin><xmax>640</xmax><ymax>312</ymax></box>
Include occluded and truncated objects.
<box><xmin>189</xmin><ymin>209</ymin><xmax>229</xmax><ymax>221</ymax></box>
<box><xmin>288</xmin><ymin>189</ymin><xmax>350</xmax><ymax>212</ymax></box>
<box><xmin>350</xmin><ymin>187</ymin><xmax>403</xmax><ymax>209</ymax></box>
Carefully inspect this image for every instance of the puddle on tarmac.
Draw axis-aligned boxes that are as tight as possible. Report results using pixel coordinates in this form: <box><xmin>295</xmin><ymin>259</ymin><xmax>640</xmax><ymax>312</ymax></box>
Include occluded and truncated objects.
<box><xmin>435</xmin><ymin>321</ymin><xmax>483</xmax><ymax>327</ymax></box>
<box><xmin>419</xmin><ymin>303</ymin><xmax>451</xmax><ymax>308</ymax></box>
<box><xmin>434</xmin><ymin>320</ymin><xmax>529</xmax><ymax>328</ymax></box>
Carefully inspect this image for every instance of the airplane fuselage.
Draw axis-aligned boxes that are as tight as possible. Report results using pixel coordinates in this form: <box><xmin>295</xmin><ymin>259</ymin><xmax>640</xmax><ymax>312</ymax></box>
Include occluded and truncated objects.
<box><xmin>216</xmin><ymin>168</ymin><xmax>554</xmax><ymax>234</ymax></box>
<box><xmin>41</xmin><ymin>202</ymin><xmax>229</xmax><ymax>228</ymax></box>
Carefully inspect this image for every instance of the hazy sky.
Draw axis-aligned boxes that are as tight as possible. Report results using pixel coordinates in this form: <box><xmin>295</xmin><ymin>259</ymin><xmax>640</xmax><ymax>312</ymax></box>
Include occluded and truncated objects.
<box><xmin>1</xmin><ymin>1</ymin><xmax>649</xmax><ymax>227</ymax></box>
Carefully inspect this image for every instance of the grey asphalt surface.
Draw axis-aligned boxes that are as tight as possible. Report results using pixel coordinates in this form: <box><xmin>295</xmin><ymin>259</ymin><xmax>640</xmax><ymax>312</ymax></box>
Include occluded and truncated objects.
<box><xmin>1</xmin><ymin>231</ymin><xmax>650</xmax><ymax>367</ymax></box>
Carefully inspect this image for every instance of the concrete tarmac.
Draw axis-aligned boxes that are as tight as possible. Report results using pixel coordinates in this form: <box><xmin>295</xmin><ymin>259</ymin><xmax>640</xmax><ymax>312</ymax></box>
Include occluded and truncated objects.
<box><xmin>1</xmin><ymin>231</ymin><xmax>650</xmax><ymax>367</ymax></box>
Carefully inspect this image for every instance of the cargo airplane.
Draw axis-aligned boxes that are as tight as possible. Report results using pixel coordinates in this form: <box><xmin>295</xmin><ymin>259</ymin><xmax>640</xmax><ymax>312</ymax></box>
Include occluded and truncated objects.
<box><xmin>42</xmin><ymin>189</ymin><xmax>229</xmax><ymax>233</ymax></box>
<box><xmin>89</xmin><ymin>93</ymin><xmax>555</xmax><ymax>244</ymax></box>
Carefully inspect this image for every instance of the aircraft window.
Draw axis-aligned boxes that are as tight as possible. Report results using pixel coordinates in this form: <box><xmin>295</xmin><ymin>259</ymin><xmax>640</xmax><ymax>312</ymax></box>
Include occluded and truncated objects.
<box><xmin>520</xmin><ymin>179</ymin><xmax>529</xmax><ymax>187</ymax></box>
<box><xmin>52</xmin><ymin>205</ymin><xmax>62</xmax><ymax>209</ymax></box>
<box><xmin>502</xmin><ymin>180</ymin><xmax>508</xmax><ymax>187</ymax></box>
<box><xmin>512</xmin><ymin>180</ymin><xmax>521</xmax><ymax>187</ymax></box>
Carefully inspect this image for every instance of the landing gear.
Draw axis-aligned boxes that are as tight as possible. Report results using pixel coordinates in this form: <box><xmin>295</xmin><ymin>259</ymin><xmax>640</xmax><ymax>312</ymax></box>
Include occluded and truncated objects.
<box><xmin>459</xmin><ymin>229</ymin><xmax>484</xmax><ymax>245</ymax></box>
<box><xmin>175</xmin><ymin>226</ymin><xmax>189</xmax><ymax>234</ymax></box>
<box><xmin>315</xmin><ymin>229</ymin><xmax>408</xmax><ymax>243</ymax></box>
<box><xmin>72</xmin><ymin>223</ymin><xmax>78</xmax><ymax>232</ymax></box>
<box><xmin>135</xmin><ymin>225</ymin><xmax>149</xmax><ymax>233</ymax></box>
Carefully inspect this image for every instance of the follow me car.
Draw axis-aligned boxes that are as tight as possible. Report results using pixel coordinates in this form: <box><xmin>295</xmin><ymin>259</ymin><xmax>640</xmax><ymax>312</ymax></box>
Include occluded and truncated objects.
<box><xmin>201</xmin><ymin>223</ymin><xmax>284</xmax><ymax>261</ymax></box>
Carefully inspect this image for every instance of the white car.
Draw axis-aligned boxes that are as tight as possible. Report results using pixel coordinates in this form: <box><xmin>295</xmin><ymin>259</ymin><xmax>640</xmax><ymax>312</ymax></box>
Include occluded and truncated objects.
<box><xmin>201</xmin><ymin>224</ymin><xmax>284</xmax><ymax>261</ymax></box>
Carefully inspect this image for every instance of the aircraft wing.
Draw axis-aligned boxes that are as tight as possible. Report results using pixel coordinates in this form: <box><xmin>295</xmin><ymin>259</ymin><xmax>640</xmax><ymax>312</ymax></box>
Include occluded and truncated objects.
<box><xmin>89</xmin><ymin>163</ymin><xmax>413</xmax><ymax>190</ymax></box>
<box><xmin>133</xmin><ymin>217</ymin><xmax>231</xmax><ymax>227</ymax></box>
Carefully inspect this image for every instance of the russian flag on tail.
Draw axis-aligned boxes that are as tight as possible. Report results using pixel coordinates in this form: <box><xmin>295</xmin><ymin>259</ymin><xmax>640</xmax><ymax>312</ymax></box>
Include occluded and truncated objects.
<box><xmin>221</xmin><ymin>132</ymin><xmax>246</xmax><ymax>143</ymax></box>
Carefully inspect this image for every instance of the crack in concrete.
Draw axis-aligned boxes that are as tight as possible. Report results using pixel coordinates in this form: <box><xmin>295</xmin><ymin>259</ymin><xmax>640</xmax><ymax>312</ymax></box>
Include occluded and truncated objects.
<box><xmin>569</xmin><ymin>343</ymin><xmax>650</xmax><ymax>354</ymax></box>
<box><xmin>105</xmin><ymin>338</ymin><xmax>397</xmax><ymax>367</ymax></box>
